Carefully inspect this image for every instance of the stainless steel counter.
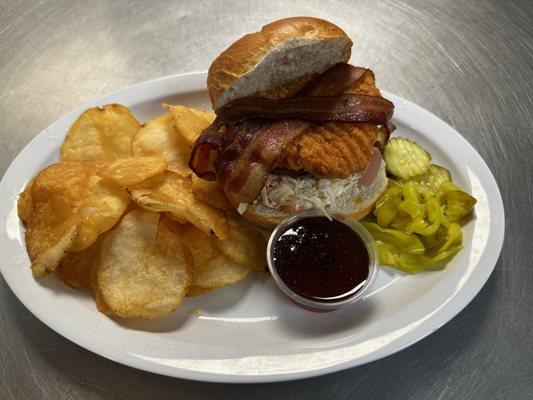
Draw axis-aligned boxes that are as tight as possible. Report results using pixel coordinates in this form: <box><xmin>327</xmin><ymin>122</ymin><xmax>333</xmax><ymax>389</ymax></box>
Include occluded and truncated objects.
<box><xmin>1</xmin><ymin>1</ymin><xmax>532</xmax><ymax>398</ymax></box>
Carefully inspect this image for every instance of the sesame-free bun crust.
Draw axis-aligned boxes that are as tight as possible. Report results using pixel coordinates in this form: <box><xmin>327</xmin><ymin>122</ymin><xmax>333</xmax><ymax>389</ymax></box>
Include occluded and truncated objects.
<box><xmin>207</xmin><ymin>17</ymin><xmax>352</xmax><ymax>111</ymax></box>
<box><xmin>241</xmin><ymin>200</ymin><xmax>378</xmax><ymax>230</ymax></box>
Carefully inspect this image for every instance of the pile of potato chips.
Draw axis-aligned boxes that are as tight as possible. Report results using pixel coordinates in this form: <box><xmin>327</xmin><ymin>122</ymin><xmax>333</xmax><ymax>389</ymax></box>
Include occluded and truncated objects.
<box><xmin>18</xmin><ymin>103</ymin><xmax>267</xmax><ymax>319</ymax></box>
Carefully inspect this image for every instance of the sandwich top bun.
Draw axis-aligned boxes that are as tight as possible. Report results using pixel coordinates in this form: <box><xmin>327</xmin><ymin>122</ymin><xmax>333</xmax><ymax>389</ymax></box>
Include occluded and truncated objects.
<box><xmin>207</xmin><ymin>17</ymin><xmax>352</xmax><ymax>111</ymax></box>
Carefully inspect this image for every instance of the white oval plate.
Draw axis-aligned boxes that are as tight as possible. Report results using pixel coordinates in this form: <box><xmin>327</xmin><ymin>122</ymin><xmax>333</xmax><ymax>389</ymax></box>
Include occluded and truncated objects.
<box><xmin>0</xmin><ymin>73</ymin><xmax>504</xmax><ymax>383</ymax></box>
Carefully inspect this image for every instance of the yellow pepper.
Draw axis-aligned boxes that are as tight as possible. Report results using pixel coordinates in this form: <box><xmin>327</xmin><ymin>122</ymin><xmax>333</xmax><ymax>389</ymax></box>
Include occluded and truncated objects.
<box><xmin>363</xmin><ymin>174</ymin><xmax>475</xmax><ymax>273</ymax></box>
<box><xmin>374</xmin><ymin>185</ymin><xmax>402</xmax><ymax>227</ymax></box>
<box><xmin>377</xmin><ymin>241</ymin><xmax>463</xmax><ymax>274</ymax></box>
<box><xmin>362</xmin><ymin>222</ymin><xmax>425</xmax><ymax>255</ymax></box>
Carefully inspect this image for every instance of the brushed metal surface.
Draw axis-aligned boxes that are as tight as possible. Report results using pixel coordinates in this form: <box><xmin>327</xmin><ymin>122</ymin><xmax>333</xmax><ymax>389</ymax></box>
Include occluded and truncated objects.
<box><xmin>1</xmin><ymin>0</ymin><xmax>532</xmax><ymax>398</ymax></box>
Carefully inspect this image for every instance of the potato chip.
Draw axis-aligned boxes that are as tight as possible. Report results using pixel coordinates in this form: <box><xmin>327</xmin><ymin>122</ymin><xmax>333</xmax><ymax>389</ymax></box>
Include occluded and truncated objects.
<box><xmin>175</xmin><ymin>223</ymin><xmax>219</xmax><ymax>266</ymax></box>
<box><xmin>96</xmin><ymin>209</ymin><xmax>192</xmax><ymax>318</ymax></box>
<box><xmin>93</xmin><ymin>287</ymin><xmax>115</xmax><ymax>316</ymax></box>
<box><xmin>175</xmin><ymin>224</ymin><xmax>251</xmax><ymax>289</ymax></box>
<box><xmin>192</xmin><ymin>254</ymin><xmax>251</xmax><ymax>289</ymax></box>
<box><xmin>24</xmin><ymin>161</ymin><xmax>129</xmax><ymax>275</ymax></box>
<box><xmin>163</xmin><ymin>104</ymin><xmax>215</xmax><ymax>147</ymax></box>
<box><xmin>25</xmin><ymin>161</ymin><xmax>94</xmax><ymax>276</ymax></box>
<box><xmin>56</xmin><ymin>239</ymin><xmax>101</xmax><ymax>290</ymax></box>
<box><xmin>70</xmin><ymin>174</ymin><xmax>130</xmax><ymax>252</ymax></box>
<box><xmin>27</xmin><ymin>224</ymin><xmax>78</xmax><ymax>278</ymax></box>
<box><xmin>216</xmin><ymin>215</ymin><xmax>267</xmax><ymax>270</ymax></box>
<box><xmin>191</xmin><ymin>174</ymin><xmax>231</xmax><ymax>210</ymax></box>
<box><xmin>91</xmin><ymin>262</ymin><xmax>115</xmax><ymax>316</ymax></box>
<box><xmin>61</xmin><ymin>104</ymin><xmax>140</xmax><ymax>161</ymax></box>
<box><xmin>17</xmin><ymin>179</ymin><xmax>34</xmax><ymax>225</ymax></box>
<box><xmin>128</xmin><ymin>171</ymin><xmax>229</xmax><ymax>240</ymax></box>
<box><xmin>186</xmin><ymin>286</ymin><xmax>216</xmax><ymax>297</ymax></box>
<box><xmin>99</xmin><ymin>156</ymin><xmax>167</xmax><ymax>186</ymax></box>
<box><xmin>165</xmin><ymin>213</ymin><xmax>188</xmax><ymax>224</ymax></box>
<box><xmin>131</xmin><ymin>114</ymin><xmax>191</xmax><ymax>177</ymax></box>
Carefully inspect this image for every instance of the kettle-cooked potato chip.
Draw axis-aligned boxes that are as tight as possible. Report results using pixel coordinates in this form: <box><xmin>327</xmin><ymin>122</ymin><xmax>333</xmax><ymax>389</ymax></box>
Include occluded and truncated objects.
<box><xmin>93</xmin><ymin>287</ymin><xmax>115</xmax><ymax>316</ymax></box>
<box><xmin>128</xmin><ymin>171</ymin><xmax>229</xmax><ymax>240</ymax></box>
<box><xmin>174</xmin><ymin>223</ymin><xmax>251</xmax><ymax>289</ymax></box>
<box><xmin>17</xmin><ymin>179</ymin><xmax>34</xmax><ymax>225</ymax></box>
<box><xmin>25</xmin><ymin>161</ymin><xmax>93</xmax><ymax>276</ymax></box>
<box><xmin>89</xmin><ymin>248</ymin><xmax>115</xmax><ymax>316</ymax></box>
<box><xmin>216</xmin><ymin>215</ymin><xmax>267</xmax><ymax>271</ymax></box>
<box><xmin>56</xmin><ymin>238</ymin><xmax>102</xmax><ymax>290</ymax></box>
<box><xmin>165</xmin><ymin>213</ymin><xmax>188</xmax><ymax>224</ymax></box>
<box><xmin>163</xmin><ymin>104</ymin><xmax>215</xmax><ymax>147</ymax></box>
<box><xmin>61</xmin><ymin>104</ymin><xmax>141</xmax><ymax>161</ymax></box>
<box><xmin>186</xmin><ymin>286</ymin><xmax>215</xmax><ymax>297</ymax></box>
<box><xmin>131</xmin><ymin>114</ymin><xmax>191</xmax><ymax>177</ymax></box>
<box><xmin>98</xmin><ymin>156</ymin><xmax>167</xmax><ymax>186</ymax></box>
<box><xmin>24</xmin><ymin>161</ymin><xmax>129</xmax><ymax>275</ymax></box>
<box><xmin>191</xmin><ymin>174</ymin><xmax>231</xmax><ymax>210</ymax></box>
<box><xmin>96</xmin><ymin>209</ymin><xmax>192</xmax><ymax>318</ymax></box>
<box><xmin>174</xmin><ymin>223</ymin><xmax>219</xmax><ymax>266</ymax></box>
<box><xmin>192</xmin><ymin>254</ymin><xmax>251</xmax><ymax>289</ymax></box>
<box><xmin>91</xmin><ymin>263</ymin><xmax>115</xmax><ymax>316</ymax></box>
<box><xmin>27</xmin><ymin>223</ymin><xmax>79</xmax><ymax>278</ymax></box>
<box><xmin>70</xmin><ymin>174</ymin><xmax>130</xmax><ymax>252</ymax></box>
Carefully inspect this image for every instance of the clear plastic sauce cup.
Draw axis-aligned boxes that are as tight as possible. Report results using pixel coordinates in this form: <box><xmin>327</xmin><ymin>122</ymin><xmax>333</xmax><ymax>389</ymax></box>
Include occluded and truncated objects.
<box><xmin>267</xmin><ymin>210</ymin><xmax>378</xmax><ymax>312</ymax></box>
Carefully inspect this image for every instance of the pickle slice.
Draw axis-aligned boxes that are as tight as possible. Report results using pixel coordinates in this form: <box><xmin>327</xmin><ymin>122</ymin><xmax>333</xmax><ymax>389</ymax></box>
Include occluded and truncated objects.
<box><xmin>384</xmin><ymin>137</ymin><xmax>431</xmax><ymax>179</ymax></box>
<box><xmin>408</xmin><ymin>164</ymin><xmax>451</xmax><ymax>192</ymax></box>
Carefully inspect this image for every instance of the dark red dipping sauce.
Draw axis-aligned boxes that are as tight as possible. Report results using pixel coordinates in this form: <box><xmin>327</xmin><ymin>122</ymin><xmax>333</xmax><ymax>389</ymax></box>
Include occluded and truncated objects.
<box><xmin>272</xmin><ymin>216</ymin><xmax>370</xmax><ymax>301</ymax></box>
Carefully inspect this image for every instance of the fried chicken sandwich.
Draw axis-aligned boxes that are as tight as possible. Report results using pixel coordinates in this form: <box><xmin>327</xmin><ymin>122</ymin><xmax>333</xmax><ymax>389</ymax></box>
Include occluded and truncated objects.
<box><xmin>189</xmin><ymin>17</ymin><xmax>394</xmax><ymax>228</ymax></box>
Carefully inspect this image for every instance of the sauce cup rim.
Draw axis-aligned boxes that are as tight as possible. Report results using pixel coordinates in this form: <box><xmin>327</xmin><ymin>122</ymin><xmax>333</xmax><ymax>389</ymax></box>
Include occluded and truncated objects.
<box><xmin>267</xmin><ymin>210</ymin><xmax>378</xmax><ymax>311</ymax></box>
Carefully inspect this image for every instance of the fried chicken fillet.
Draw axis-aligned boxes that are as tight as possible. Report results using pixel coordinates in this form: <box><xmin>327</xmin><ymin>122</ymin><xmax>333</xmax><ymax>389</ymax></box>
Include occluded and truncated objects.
<box><xmin>278</xmin><ymin>70</ymin><xmax>386</xmax><ymax>178</ymax></box>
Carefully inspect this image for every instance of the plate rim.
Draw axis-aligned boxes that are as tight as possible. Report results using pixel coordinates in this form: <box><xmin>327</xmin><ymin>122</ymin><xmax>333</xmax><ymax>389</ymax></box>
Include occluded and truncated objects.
<box><xmin>0</xmin><ymin>72</ymin><xmax>505</xmax><ymax>383</ymax></box>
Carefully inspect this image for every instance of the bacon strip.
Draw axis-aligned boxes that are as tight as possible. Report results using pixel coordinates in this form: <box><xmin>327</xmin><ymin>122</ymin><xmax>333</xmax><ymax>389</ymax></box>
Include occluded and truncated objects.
<box><xmin>215</xmin><ymin>120</ymin><xmax>308</xmax><ymax>203</ymax></box>
<box><xmin>298</xmin><ymin>63</ymin><xmax>369</xmax><ymax>96</ymax></box>
<box><xmin>217</xmin><ymin>94</ymin><xmax>393</xmax><ymax>126</ymax></box>
<box><xmin>188</xmin><ymin>123</ymin><xmax>224</xmax><ymax>179</ymax></box>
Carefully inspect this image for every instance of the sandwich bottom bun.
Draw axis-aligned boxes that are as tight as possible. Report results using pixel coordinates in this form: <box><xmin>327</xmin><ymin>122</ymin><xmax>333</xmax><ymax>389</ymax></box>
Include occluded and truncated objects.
<box><xmin>231</xmin><ymin>160</ymin><xmax>388</xmax><ymax>229</ymax></box>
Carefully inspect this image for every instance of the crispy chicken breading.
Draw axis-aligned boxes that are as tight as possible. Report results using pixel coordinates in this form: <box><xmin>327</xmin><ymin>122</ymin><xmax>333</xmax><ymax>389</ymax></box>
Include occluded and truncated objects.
<box><xmin>278</xmin><ymin>70</ymin><xmax>384</xmax><ymax>178</ymax></box>
<box><xmin>280</xmin><ymin>122</ymin><xmax>380</xmax><ymax>178</ymax></box>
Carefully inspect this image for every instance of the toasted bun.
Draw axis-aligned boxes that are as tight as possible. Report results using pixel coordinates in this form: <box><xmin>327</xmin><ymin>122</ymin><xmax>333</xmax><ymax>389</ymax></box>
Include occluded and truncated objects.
<box><xmin>233</xmin><ymin>160</ymin><xmax>388</xmax><ymax>229</ymax></box>
<box><xmin>207</xmin><ymin>17</ymin><xmax>352</xmax><ymax>111</ymax></box>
